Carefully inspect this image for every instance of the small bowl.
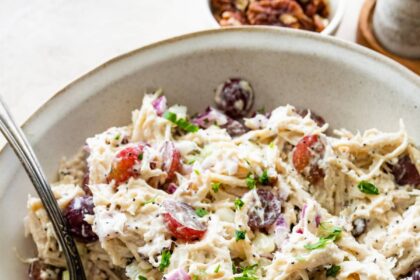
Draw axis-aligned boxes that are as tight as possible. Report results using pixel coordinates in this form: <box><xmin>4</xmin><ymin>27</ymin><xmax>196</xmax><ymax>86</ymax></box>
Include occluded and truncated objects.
<box><xmin>207</xmin><ymin>0</ymin><xmax>346</xmax><ymax>35</ymax></box>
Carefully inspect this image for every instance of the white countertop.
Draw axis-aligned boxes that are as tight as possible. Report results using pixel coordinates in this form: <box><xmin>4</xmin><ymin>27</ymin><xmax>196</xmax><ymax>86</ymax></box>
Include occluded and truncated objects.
<box><xmin>0</xmin><ymin>0</ymin><xmax>363</xmax><ymax>125</ymax></box>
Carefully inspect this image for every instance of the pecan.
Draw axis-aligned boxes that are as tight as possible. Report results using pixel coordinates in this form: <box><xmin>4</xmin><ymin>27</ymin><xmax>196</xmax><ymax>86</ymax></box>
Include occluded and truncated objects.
<box><xmin>220</xmin><ymin>10</ymin><xmax>248</xmax><ymax>26</ymax></box>
<box><xmin>247</xmin><ymin>0</ymin><xmax>315</xmax><ymax>30</ymax></box>
<box><xmin>299</xmin><ymin>0</ymin><xmax>329</xmax><ymax>17</ymax></box>
<box><xmin>211</xmin><ymin>0</ymin><xmax>236</xmax><ymax>17</ymax></box>
<box><xmin>313</xmin><ymin>14</ymin><xmax>327</xmax><ymax>32</ymax></box>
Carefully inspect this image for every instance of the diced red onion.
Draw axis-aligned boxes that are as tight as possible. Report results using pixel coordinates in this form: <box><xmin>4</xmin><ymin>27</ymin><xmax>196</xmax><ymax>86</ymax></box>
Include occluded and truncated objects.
<box><xmin>166</xmin><ymin>183</ymin><xmax>178</xmax><ymax>194</ymax></box>
<box><xmin>300</xmin><ymin>204</ymin><xmax>308</xmax><ymax>219</ymax></box>
<box><xmin>275</xmin><ymin>215</ymin><xmax>289</xmax><ymax>248</ymax></box>
<box><xmin>152</xmin><ymin>96</ymin><xmax>167</xmax><ymax>116</ymax></box>
<box><xmin>165</xmin><ymin>268</ymin><xmax>191</xmax><ymax>280</ymax></box>
<box><xmin>276</xmin><ymin>215</ymin><xmax>285</xmax><ymax>226</ymax></box>
<box><xmin>315</xmin><ymin>214</ymin><xmax>321</xmax><ymax>227</ymax></box>
<box><xmin>192</xmin><ymin>107</ymin><xmax>228</xmax><ymax>129</ymax></box>
<box><xmin>296</xmin><ymin>228</ymin><xmax>304</xmax><ymax>234</ymax></box>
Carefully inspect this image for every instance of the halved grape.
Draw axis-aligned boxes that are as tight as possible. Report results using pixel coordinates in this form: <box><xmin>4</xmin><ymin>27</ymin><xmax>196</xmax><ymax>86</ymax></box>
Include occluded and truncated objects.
<box><xmin>63</xmin><ymin>196</ymin><xmax>98</xmax><ymax>243</ymax></box>
<box><xmin>215</xmin><ymin>78</ymin><xmax>254</xmax><ymax>118</ymax></box>
<box><xmin>162</xmin><ymin>200</ymin><xmax>207</xmax><ymax>241</ymax></box>
<box><xmin>391</xmin><ymin>155</ymin><xmax>420</xmax><ymax>186</ymax></box>
<box><xmin>247</xmin><ymin>189</ymin><xmax>281</xmax><ymax>230</ymax></box>
<box><xmin>107</xmin><ymin>144</ymin><xmax>144</xmax><ymax>186</ymax></box>
<box><xmin>292</xmin><ymin>134</ymin><xmax>325</xmax><ymax>184</ymax></box>
<box><xmin>161</xmin><ymin>141</ymin><xmax>182</xmax><ymax>181</ymax></box>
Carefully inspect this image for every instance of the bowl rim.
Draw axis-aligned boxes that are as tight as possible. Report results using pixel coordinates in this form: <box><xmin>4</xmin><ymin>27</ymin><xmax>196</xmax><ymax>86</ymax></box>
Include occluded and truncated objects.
<box><xmin>205</xmin><ymin>0</ymin><xmax>347</xmax><ymax>35</ymax></box>
<box><xmin>322</xmin><ymin>0</ymin><xmax>346</xmax><ymax>35</ymax></box>
<box><xmin>1</xmin><ymin>26</ymin><xmax>418</xmax><ymax>154</ymax></box>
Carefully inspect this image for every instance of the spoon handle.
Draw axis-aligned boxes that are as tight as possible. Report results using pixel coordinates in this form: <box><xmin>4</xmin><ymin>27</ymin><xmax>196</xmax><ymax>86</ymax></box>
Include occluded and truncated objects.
<box><xmin>0</xmin><ymin>96</ymin><xmax>86</xmax><ymax>280</ymax></box>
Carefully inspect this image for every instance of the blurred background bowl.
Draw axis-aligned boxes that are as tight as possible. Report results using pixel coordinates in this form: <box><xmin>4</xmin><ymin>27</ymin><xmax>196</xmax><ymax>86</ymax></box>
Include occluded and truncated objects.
<box><xmin>207</xmin><ymin>0</ymin><xmax>346</xmax><ymax>35</ymax></box>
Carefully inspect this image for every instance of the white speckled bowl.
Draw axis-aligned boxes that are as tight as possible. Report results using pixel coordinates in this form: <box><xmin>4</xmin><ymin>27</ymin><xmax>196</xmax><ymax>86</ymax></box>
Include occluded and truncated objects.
<box><xmin>0</xmin><ymin>28</ymin><xmax>419</xmax><ymax>278</ymax></box>
<box><xmin>206</xmin><ymin>0</ymin><xmax>346</xmax><ymax>35</ymax></box>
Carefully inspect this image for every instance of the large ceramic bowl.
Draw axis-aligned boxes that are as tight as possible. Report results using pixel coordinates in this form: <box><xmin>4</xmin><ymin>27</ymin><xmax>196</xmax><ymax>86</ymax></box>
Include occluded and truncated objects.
<box><xmin>0</xmin><ymin>28</ymin><xmax>419</xmax><ymax>278</ymax></box>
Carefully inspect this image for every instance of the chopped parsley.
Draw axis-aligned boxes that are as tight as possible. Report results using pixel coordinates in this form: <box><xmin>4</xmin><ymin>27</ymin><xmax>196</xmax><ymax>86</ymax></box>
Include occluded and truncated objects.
<box><xmin>258</xmin><ymin>170</ymin><xmax>269</xmax><ymax>185</ymax></box>
<box><xmin>357</xmin><ymin>181</ymin><xmax>379</xmax><ymax>195</ymax></box>
<box><xmin>214</xmin><ymin>264</ymin><xmax>221</xmax><ymax>273</ymax></box>
<box><xmin>304</xmin><ymin>223</ymin><xmax>342</xmax><ymax>250</ymax></box>
<box><xmin>232</xmin><ymin>264</ymin><xmax>238</xmax><ymax>274</ymax></box>
<box><xmin>257</xmin><ymin>106</ymin><xmax>266</xmax><ymax>114</ymax></box>
<box><xmin>138</xmin><ymin>276</ymin><xmax>147</xmax><ymax>280</ymax></box>
<box><xmin>194</xmin><ymin>169</ymin><xmax>200</xmax><ymax>175</ymax></box>
<box><xmin>138</xmin><ymin>153</ymin><xmax>143</xmax><ymax>161</ymax></box>
<box><xmin>187</xmin><ymin>158</ymin><xmax>196</xmax><ymax>165</ymax></box>
<box><xmin>114</xmin><ymin>133</ymin><xmax>121</xmax><ymax>140</ymax></box>
<box><xmin>269</xmin><ymin>142</ymin><xmax>275</xmax><ymax>149</ymax></box>
<box><xmin>158</xmin><ymin>250</ymin><xmax>171</xmax><ymax>272</ymax></box>
<box><xmin>326</xmin><ymin>265</ymin><xmax>341</xmax><ymax>277</ymax></box>
<box><xmin>234</xmin><ymin>198</ymin><xmax>245</xmax><ymax>210</ymax></box>
<box><xmin>195</xmin><ymin>208</ymin><xmax>208</xmax><ymax>217</ymax></box>
<box><xmin>234</xmin><ymin>264</ymin><xmax>258</xmax><ymax>280</ymax></box>
<box><xmin>163</xmin><ymin>111</ymin><xmax>199</xmax><ymax>133</ymax></box>
<box><xmin>235</xmin><ymin>230</ymin><xmax>246</xmax><ymax>241</ymax></box>
<box><xmin>192</xmin><ymin>275</ymin><xmax>199</xmax><ymax>280</ymax></box>
<box><xmin>211</xmin><ymin>182</ymin><xmax>221</xmax><ymax>193</ymax></box>
<box><xmin>142</xmin><ymin>196</ymin><xmax>156</xmax><ymax>206</ymax></box>
<box><xmin>246</xmin><ymin>173</ymin><xmax>256</xmax><ymax>189</ymax></box>
<box><xmin>62</xmin><ymin>271</ymin><xmax>69</xmax><ymax>280</ymax></box>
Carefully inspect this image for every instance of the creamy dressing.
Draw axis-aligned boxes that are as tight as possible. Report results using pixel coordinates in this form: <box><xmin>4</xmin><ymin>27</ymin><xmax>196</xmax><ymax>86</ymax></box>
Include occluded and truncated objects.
<box><xmin>24</xmin><ymin>92</ymin><xmax>420</xmax><ymax>280</ymax></box>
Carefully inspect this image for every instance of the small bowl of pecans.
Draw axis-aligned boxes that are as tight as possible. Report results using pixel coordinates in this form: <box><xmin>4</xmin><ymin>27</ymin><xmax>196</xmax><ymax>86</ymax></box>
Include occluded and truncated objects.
<box><xmin>209</xmin><ymin>0</ymin><xmax>345</xmax><ymax>35</ymax></box>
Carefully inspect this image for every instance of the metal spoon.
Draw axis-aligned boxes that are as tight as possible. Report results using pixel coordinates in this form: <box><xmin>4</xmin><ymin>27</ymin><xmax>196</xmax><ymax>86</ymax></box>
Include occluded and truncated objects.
<box><xmin>0</xmin><ymin>96</ymin><xmax>86</xmax><ymax>280</ymax></box>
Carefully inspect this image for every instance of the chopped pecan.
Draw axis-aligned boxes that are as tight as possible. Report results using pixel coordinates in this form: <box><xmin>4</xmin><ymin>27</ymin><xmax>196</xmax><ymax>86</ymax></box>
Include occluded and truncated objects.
<box><xmin>246</xmin><ymin>0</ymin><xmax>315</xmax><ymax>30</ymax></box>
<box><xmin>220</xmin><ymin>10</ymin><xmax>248</xmax><ymax>26</ymax></box>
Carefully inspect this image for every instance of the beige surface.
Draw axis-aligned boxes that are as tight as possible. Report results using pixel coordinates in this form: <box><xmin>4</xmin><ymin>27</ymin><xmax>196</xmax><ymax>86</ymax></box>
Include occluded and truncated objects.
<box><xmin>0</xmin><ymin>0</ymin><xmax>363</xmax><ymax>125</ymax></box>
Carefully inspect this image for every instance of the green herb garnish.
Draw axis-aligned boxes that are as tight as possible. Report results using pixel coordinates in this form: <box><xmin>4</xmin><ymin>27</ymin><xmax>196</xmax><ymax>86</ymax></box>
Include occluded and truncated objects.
<box><xmin>62</xmin><ymin>271</ymin><xmax>70</xmax><ymax>280</ymax></box>
<box><xmin>234</xmin><ymin>198</ymin><xmax>245</xmax><ymax>210</ymax></box>
<box><xmin>158</xmin><ymin>250</ymin><xmax>171</xmax><ymax>272</ymax></box>
<box><xmin>163</xmin><ymin>111</ymin><xmax>199</xmax><ymax>133</ymax></box>
<box><xmin>234</xmin><ymin>264</ymin><xmax>258</xmax><ymax>280</ymax></box>
<box><xmin>269</xmin><ymin>142</ymin><xmax>275</xmax><ymax>149</ymax></box>
<box><xmin>257</xmin><ymin>107</ymin><xmax>266</xmax><ymax>114</ymax></box>
<box><xmin>357</xmin><ymin>181</ymin><xmax>379</xmax><ymax>195</ymax></box>
<box><xmin>211</xmin><ymin>182</ymin><xmax>221</xmax><ymax>193</ymax></box>
<box><xmin>258</xmin><ymin>170</ymin><xmax>269</xmax><ymax>185</ymax></box>
<box><xmin>304</xmin><ymin>224</ymin><xmax>342</xmax><ymax>250</ymax></box>
<box><xmin>138</xmin><ymin>276</ymin><xmax>147</xmax><ymax>280</ymax></box>
<box><xmin>138</xmin><ymin>153</ymin><xmax>143</xmax><ymax>161</ymax></box>
<box><xmin>235</xmin><ymin>230</ymin><xmax>246</xmax><ymax>241</ymax></box>
<box><xmin>195</xmin><ymin>208</ymin><xmax>208</xmax><ymax>217</ymax></box>
<box><xmin>214</xmin><ymin>264</ymin><xmax>221</xmax><ymax>273</ymax></box>
<box><xmin>114</xmin><ymin>133</ymin><xmax>121</xmax><ymax>140</ymax></box>
<box><xmin>246</xmin><ymin>173</ymin><xmax>256</xmax><ymax>189</ymax></box>
<box><xmin>194</xmin><ymin>169</ymin><xmax>200</xmax><ymax>175</ymax></box>
<box><xmin>326</xmin><ymin>265</ymin><xmax>341</xmax><ymax>277</ymax></box>
<box><xmin>192</xmin><ymin>275</ymin><xmax>199</xmax><ymax>280</ymax></box>
<box><xmin>187</xmin><ymin>159</ymin><xmax>196</xmax><ymax>165</ymax></box>
<box><xmin>142</xmin><ymin>196</ymin><xmax>156</xmax><ymax>206</ymax></box>
<box><xmin>232</xmin><ymin>264</ymin><xmax>238</xmax><ymax>274</ymax></box>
